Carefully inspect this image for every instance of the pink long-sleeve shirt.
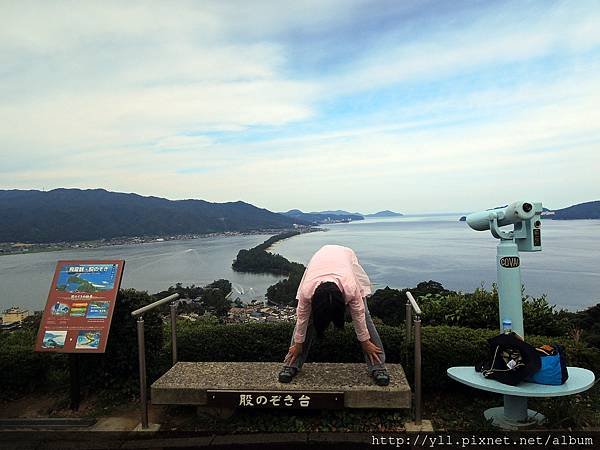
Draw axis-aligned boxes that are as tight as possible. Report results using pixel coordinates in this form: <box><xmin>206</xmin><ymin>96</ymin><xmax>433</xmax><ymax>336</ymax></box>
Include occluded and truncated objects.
<box><xmin>293</xmin><ymin>245</ymin><xmax>373</xmax><ymax>343</ymax></box>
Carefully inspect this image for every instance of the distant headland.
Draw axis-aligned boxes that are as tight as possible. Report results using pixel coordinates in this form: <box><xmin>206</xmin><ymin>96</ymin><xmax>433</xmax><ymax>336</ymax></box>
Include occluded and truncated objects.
<box><xmin>458</xmin><ymin>200</ymin><xmax>600</xmax><ymax>221</ymax></box>
<box><xmin>280</xmin><ymin>209</ymin><xmax>403</xmax><ymax>224</ymax></box>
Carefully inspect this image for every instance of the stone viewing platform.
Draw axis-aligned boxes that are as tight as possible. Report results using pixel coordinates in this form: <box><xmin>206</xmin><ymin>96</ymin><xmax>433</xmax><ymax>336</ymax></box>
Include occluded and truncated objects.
<box><xmin>151</xmin><ymin>362</ymin><xmax>411</xmax><ymax>409</ymax></box>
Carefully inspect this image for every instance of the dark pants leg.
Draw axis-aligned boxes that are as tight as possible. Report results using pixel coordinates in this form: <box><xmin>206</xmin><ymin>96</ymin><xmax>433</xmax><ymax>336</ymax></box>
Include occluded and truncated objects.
<box><xmin>284</xmin><ymin>298</ymin><xmax>386</xmax><ymax>373</ymax></box>
<box><xmin>362</xmin><ymin>297</ymin><xmax>386</xmax><ymax>373</ymax></box>
<box><xmin>286</xmin><ymin>316</ymin><xmax>316</xmax><ymax>371</ymax></box>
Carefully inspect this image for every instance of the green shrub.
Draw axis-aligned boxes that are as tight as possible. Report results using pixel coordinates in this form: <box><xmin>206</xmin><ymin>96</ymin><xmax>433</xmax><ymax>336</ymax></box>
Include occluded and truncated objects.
<box><xmin>77</xmin><ymin>288</ymin><xmax>164</xmax><ymax>392</ymax></box>
<box><xmin>572</xmin><ymin>304</ymin><xmax>600</xmax><ymax>349</ymax></box>
<box><xmin>174</xmin><ymin>322</ymin><xmax>600</xmax><ymax>390</ymax></box>
<box><xmin>0</xmin><ymin>325</ymin><xmax>65</xmax><ymax>399</ymax></box>
<box><xmin>0</xmin><ymin>340</ymin><xmax>46</xmax><ymax>399</ymax></box>
<box><xmin>0</xmin><ymin>288</ymin><xmax>164</xmax><ymax>400</ymax></box>
<box><xmin>3</xmin><ymin>306</ymin><xmax>598</xmax><ymax>400</ymax></box>
<box><xmin>367</xmin><ymin>283</ymin><xmax>571</xmax><ymax>337</ymax></box>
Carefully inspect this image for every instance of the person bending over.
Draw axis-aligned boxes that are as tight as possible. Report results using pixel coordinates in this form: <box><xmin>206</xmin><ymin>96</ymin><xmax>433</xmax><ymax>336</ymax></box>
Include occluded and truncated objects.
<box><xmin>278</xmin><ymin>244</ymin><xmax>389</xmax><ymax>386</ymax></box>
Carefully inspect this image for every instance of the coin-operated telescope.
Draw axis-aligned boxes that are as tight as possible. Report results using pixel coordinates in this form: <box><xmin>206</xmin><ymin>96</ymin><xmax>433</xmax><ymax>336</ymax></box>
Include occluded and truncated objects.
<box><xmin>465</xmin><ymin>201</ymin><xmax>544</xmax><ymax>425</ymax></box>
<box><xmin>466</xmin><ymin>201</ymin><xmax>543</xmax><ymax>252</ymax></box>
<box><xmin>451</xmin><ymin>204</ymin><xmax>595</xmax><ymax>429</ymax></box>
<box><xmin>465</xmin><ymin>201</ymin><xmax>543</xmax><ymax>338</ymax></box>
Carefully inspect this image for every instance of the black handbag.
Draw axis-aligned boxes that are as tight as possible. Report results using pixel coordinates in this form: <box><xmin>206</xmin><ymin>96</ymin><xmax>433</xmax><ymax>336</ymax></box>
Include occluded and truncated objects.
<box><xmin>476</xmin><ymin>332</ymin><xmax>541</xmax><ymax>386</ymax></box>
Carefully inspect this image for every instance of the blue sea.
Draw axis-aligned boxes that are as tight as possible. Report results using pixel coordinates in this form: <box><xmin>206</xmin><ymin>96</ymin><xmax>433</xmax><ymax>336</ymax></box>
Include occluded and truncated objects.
<box><xmin>1</xmin><ymin>215</ymin><xmax>599</xmax><ymax>312</ymax></box>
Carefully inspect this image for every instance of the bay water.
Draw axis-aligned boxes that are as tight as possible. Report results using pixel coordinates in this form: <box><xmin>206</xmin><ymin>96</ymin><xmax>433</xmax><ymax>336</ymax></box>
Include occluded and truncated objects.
<box><xmin>1</xmin><ymin>216</ymin><xmax>598</xmax><ymax>312</ymax></box>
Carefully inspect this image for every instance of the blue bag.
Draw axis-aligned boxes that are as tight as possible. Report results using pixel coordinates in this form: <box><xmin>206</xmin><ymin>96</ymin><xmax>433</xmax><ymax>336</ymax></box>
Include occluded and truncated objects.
<box><xmin>526</xmin><ymin>344</ymin><xmax>568</xmax><ymax>385</ymax></box>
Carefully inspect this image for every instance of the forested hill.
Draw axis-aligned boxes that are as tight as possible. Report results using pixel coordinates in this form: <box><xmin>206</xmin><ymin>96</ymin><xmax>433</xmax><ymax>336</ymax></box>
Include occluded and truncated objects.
<box><xmin>551</xmin><ymin>201</ymin><xmax>600</xmax><ymax>220</ymax></box>
<box><xmin>0</xmin><ymin>189</ymin><xmax>306</xmax><ymax>243</ymax></box>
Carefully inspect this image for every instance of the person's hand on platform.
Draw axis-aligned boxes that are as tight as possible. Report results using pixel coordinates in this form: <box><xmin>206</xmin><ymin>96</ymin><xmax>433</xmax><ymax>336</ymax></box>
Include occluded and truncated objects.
<box><xmin>361</xmin><ymin>339</ymin><xmax>382</xmax><ymax>365</ymax></box>
<box><xmin>284</xmin><ymin>342</ymin><xmax>303</xmax><ymax>366</ymax></box>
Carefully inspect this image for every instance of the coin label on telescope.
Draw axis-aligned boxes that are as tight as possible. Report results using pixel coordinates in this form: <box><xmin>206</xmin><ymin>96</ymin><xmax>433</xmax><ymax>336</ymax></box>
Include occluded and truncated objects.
<box><xmin>500</xmin><ymin>257</ymin><xmax>520</xmax><ymax>268</ymax></box>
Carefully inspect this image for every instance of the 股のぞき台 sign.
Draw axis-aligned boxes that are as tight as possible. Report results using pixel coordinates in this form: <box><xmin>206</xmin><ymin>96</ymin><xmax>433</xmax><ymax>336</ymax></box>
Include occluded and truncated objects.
<box><xmin>35</xmin><ymin>260</ymin><xmax>125</xmax><ymax>353</ymax></box>
<box><xmin>207</xmin><ymin>390</ymin><xmax>345</xmax><ymax>409</ymax></box>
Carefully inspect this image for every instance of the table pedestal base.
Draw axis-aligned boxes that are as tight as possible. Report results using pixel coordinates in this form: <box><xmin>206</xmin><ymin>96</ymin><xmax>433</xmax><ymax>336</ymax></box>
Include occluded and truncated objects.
<box><xmin>484</xmin><ymin>396</ymin><xmax>544</xmax><ymax>430</ymax></box>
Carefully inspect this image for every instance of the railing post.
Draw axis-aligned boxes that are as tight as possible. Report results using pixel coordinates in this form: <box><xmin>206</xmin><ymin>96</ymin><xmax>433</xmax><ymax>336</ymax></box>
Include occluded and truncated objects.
<box><xmin>136</xmin><ymin>315</ymin><xmax>148</xmax><ymax>429</ymax></box>
<box><xmin>170</xmin><ymin>302</ymin><xmax>178</xmax><ymax>366</ymax></box>
<box><xmin>414</xmin><ymin>314</ymin><xmax>422</xmax><ymax>425</ymax></box>
<box><xmin>405</xmin><ymin>299</ymin><xmax>412</xmax><ymax>342</ymax></box>
<box><xmin>131</xmin><ymin>293</ymin><xmax>179</xmax><ymax>430</ymax></box>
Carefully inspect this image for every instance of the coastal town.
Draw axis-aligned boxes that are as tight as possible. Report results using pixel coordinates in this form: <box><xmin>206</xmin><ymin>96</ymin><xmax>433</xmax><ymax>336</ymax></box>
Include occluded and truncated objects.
<box><xmin>0</xmin><ymin>306</ymin><xmax>33</xmax><ymax>331</ymax></box>
<box><xmin>0</xmin><ymin>228</ymin><xmax>316</xmax><ymax>256</ymax></box>
<box><xmin>174</xmin><ymin>298</ymin><xmax>297</xmax><ymax>325</ymax></box>
<box><xmin>227</xmin><ymin>301</ymin><xmax>296</xmax><ymax>324</ymax></box>
<box><xmin>0</xmin><ymin>300</ymin><xmax>297</xmax><ymax>333</ymax></box>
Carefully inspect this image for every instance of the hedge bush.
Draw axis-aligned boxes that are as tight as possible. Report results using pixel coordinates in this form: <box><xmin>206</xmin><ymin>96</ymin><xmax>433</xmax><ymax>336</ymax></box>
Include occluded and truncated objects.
<box><xmin>368</xmin><ymin>284</ymin><xmax>572</xmax><ymax>337</ymax></box>
<box><xmin>4</xmin><ymin>316</ymin><xmax>599</xmax><ymax>399</ymax></box>
<box><xmin>174</xmin><ymin>322</ymin><xmax>600</xmax><ymax>390</ymax></box>
<box><xmin>76</xmin><ymin>288</ymin><xmax>164</xmax><ymax>392</ymax></box>
<box><xmin>1</xmin><ymin>288</ymin><xmax>164</xmax><ymax>399</ymax></box>
<box><xmin>0</xmin><ymin>333</ymin><xmax>48</xmax><ymax>399</ymax></box>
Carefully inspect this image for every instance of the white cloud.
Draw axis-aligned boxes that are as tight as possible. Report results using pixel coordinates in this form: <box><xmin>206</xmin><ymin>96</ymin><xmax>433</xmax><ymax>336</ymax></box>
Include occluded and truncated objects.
<box><xmin>326</xmin><ymin>0</ymin><xmax>600</xmax><ymax>95</ymax></box>
<box><xmin>1</xmin><ymin>0</ymin><xmax>599</xmax><ymax>213</ymax></box>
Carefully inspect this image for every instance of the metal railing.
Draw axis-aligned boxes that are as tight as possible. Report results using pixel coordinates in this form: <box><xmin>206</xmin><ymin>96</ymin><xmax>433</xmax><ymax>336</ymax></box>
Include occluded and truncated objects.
<box><xmin>131</xmin><ymin>293</ymin><xmax>180</xmax><ymax>429</ymax></box>
<box><xmin>405</xmin><ymin>291</ymin><xmax>423</xmax><ymax>425</ymax></box>
<box><xmin>131</xmin><ymin>291</ymin><xmax>420</xmax><ymax>428</ymax></box>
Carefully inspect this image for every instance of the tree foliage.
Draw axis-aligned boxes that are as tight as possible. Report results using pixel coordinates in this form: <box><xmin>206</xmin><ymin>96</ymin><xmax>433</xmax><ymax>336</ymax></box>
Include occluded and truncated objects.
<box><xmin>232</xmin><ymin>231</ymin><xmax>304</xmax><ymax>275</ymax></box>
<box><xmin>367</xmin><ymin>282</ymin><xmax>572</xmax><ymax>337</ymax></box>
<box><xmin>154</xmin><ymin>279</ymin><xmax>233</xmax><ymax>318</ymax></box>
<box><xmin>572</xmin><ymin>303</ymin><xmax>600</xmax><ymax>349</ymax></box>
<box><xmin>266</xmin><ymin>266</ymin><xmax>305</xmax><ymax>306</ymax></box>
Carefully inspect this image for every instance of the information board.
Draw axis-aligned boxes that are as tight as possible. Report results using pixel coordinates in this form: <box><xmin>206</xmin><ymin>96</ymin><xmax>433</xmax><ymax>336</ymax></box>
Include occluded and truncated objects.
<box><xmin>35</xmin><ymin>260</ymin><xmax>125</xmax><ymax>353</ymax></box>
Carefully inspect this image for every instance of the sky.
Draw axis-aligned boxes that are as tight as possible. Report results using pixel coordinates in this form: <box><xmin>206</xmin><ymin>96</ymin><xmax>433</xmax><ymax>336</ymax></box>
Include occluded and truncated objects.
<box><xmin>1</xmin><ymin>0</ymin><xmax>599</xmax><ymax>214</ymax></box>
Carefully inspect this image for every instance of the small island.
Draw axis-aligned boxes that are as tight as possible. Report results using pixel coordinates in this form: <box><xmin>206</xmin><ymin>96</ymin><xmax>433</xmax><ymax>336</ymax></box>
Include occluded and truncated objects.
<box><xmin>365</xmin><ymin>210</ymin><xmax>404</xmax><ymax>218</ymax></box>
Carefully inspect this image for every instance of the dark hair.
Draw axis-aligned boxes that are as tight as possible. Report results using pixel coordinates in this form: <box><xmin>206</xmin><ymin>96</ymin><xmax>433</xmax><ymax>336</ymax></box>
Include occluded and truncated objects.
<box><xmin>312</xmin><ymin>281</ymin><xmax>345</xmax><ymax>338</ymax></box>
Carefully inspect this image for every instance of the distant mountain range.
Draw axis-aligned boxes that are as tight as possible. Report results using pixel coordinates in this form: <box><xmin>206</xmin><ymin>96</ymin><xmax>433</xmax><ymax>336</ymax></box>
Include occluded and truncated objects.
<box><xmin>458</xmin><ymin>201</ymin><xmax>600</xmax><ymax>221</ymax></box>
<box><xmin>281</xmin><ymin>209</ymin><xmax>403</xmax><ymax>224</ymax></box>
<box><xmin>549</xmin><ymin>201</ymin><xmax>600</xmax><ymax>219</ymax></box>
<box><xmin>0</xmin><ymin>189</ymin><xmax>308</xmax><ymax>243</ymax></box>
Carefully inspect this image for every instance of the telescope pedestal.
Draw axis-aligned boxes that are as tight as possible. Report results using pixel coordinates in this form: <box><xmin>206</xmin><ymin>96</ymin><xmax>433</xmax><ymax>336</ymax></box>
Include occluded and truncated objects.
<box><xmin>484</xmin><ymin>396</ymin><xmax>544</xmax><ymax>429</ymax></box>
<box><xmin>496</xmin><ymin>241</ymin><xmax>523</xmax><ymax>335</ymax></box>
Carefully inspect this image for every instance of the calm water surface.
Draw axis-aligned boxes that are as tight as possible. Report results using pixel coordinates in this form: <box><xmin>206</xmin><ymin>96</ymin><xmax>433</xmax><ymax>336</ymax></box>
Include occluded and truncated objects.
<box><xmin>1</xmin><ymin>216</ymin><xmax>599</xmax><ymax>312</ymax></box>
<box><xmin>0</xmin><ymin>234</ymin><xmax>284</xmax><ymax>312</ymax></box>
<box><xmin>270</xmin><ymin>216</ymin><xmax>600</xmax><ymax>311</ymax></box>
